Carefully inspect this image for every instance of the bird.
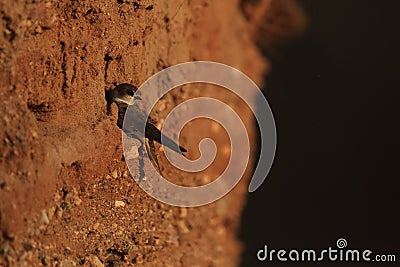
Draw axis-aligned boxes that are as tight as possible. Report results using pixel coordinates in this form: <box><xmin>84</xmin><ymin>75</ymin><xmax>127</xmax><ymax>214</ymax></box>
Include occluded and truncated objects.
<box><xmin>106</xmin><ymin>83</ymin><xmax>187</xmax><ymax>170</ymax></box>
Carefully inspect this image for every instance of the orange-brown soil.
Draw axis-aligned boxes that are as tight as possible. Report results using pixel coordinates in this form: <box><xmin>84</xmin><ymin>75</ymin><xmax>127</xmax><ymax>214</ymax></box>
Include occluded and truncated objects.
<box><xmin>0</xmin><ymin>0</ymin><xmax>303</xmax><ymax>266</ymax></box>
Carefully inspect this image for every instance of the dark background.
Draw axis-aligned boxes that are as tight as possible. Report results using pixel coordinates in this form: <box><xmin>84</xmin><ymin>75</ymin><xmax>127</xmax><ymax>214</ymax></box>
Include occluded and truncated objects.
<box><xmin>240</xmin><ymin>1</ymin><xmax>400</xmax><ymax>266</ymax></box>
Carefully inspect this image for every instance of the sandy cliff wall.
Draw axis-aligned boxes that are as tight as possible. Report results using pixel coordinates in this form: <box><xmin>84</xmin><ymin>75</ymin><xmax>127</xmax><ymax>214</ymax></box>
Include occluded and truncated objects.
<box><xmin>0</xmin><ymin>0</ymin><xmax>270</xmax><ymax>266</ymax></box>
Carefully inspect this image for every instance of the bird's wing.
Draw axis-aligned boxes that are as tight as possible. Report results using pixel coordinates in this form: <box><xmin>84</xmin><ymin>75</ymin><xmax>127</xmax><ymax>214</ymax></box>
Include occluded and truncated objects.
<box><xmin>120</xmin><ymin>104</ymin><xmax>147</xmax><ymax>138</ymax></box>
<box><xmin>120</xmin><ymin>103</ymin><xmax>187</xmax><ymax>155</ymax></box>
<box><xmin>145</xmin><ymin>121</ymin><xmax>187</xmax><ymax>155</ymax></box>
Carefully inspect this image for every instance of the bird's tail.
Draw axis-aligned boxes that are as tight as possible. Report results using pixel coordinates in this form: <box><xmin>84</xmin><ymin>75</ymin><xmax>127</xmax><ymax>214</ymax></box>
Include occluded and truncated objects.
<box><xmin>160</xmin><ymin>133</ymin><xmax>187</xmax><ymax>156</ymax></box>
<box><xmin>146</xmin><ymin>123</ymin><xmax>187</xmax><ymax>156</ymax></box>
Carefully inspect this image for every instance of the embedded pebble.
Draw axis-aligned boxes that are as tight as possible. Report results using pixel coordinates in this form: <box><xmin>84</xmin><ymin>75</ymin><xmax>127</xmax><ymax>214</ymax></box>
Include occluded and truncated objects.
<box><xmin>111</xmin><ymin>170</ymin><xmax>119</xmax><ymax>179</ymax></box>
<box><xmin>73</xmin><ymin>195</ymin><xmax>82</xmax><ymax>206</ymax></box>
<box><xmin>115</xmin><ymin>200</ymin><xmax>125</xmax><ymax>208</ymax></box>
<box><xmin>35</xmin><ymin>25</ymin><xmax>43</xmax><ymax>34</ymax></box>
<box><xmin>177</xmin><ymin>220</ymin><xmax>189</xmax><ymax>234</ymax></box>
<box><xmin>179</xmin><ymin>207</ymin><xmax>187</xmax><ymax>218</ymax></box>
<box><xmin>93</xmin><ymin>222</ymin><xmax>100</xmax><ymax>230</ymax></box>
<box><xmin>134</xmin><ymin>253</ymin><xmax>144</xmax><ymax>264</ymax></box>
<box><xmin>122</xmin><ymin>171</ymin><xmax>130</xmax><ymax>178</ymax></box>
<box><xmin>40</xmin><ymin>210</ymin><xmax>49</xmax><ymax>225</ymax></box>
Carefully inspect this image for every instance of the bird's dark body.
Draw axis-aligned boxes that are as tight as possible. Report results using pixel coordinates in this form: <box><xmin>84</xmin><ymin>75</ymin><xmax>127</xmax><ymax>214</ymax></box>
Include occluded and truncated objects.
<box><xmin>106</xmin><ymin>83</ymin><xmax>186</xmax><ymax>171</ymax></box>
<box><xmin>117</xmin><ymin>103</ymin><xmax>187</xmax><ymax>155</ymax></box>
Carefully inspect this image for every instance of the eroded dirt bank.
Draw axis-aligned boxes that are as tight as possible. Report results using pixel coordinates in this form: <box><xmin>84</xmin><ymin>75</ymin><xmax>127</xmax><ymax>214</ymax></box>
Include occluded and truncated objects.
<box><xmin>0</xmin><ymin>0</ymin><xmax>272</xmax><ymax>266</ymax></box>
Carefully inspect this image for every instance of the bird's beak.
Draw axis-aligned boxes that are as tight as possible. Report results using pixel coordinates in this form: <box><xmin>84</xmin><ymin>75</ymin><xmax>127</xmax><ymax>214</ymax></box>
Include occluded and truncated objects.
<box><xmin>134</xmin><ymin>90</ymin><xmax>142</xmax><ymax>100</ymax></box>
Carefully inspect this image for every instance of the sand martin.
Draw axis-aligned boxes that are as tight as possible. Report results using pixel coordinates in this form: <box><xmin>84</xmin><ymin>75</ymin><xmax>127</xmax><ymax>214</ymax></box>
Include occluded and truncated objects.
<box><xmin>106</xmin><ymin>83</ymin><xmax>187</xmax><ymax>170</ymax></box>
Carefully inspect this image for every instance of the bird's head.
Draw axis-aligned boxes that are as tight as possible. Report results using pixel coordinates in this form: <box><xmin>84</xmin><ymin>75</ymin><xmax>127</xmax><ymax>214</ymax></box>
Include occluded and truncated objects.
<box><xmin>106</xmin><ymin>83</ymin><xmax>141</xmax><ymax>105</ymax></box>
